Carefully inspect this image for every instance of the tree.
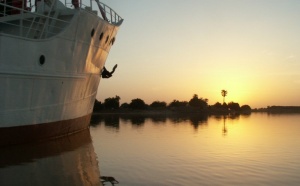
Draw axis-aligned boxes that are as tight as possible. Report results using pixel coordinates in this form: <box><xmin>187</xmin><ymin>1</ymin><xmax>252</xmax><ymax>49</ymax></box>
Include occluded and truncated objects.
<box><xmin>120</xmin><ymin>102</ymin><xmax>130</xmax><ymax>109</ymax></box>
<box><xmin>93</xmin><ymin>99</ymin><xmax>104</xmax><ymax>111</ymax></box>
<box><xmin>240</xmin><ymin>105</ymin><xmax>251</xmax><ymax>112</ymax></box>
<box><xmin>221</xmin><ymin>89</ymin><xmax>228</xmax><ymax>103</ymax></box>
<box><xmin>228</xmin><ymin>101</ymin><xmax>240</xmax><ymax>111</ymax></box>
<box><xmin>104</xmin><ymin>95</ymin><xmax>120</xmax><ymax>109</ymax></box>
<box><xmin>129</xmin><ymin>98</ymin><xmax>147</xmax><ymax>109</ymax></box>
<box><xmin>168</xmin><ymin>100</ymin><xmax>188</xmax><ymax>108</ymax></box>
<box><xmin>213</xmin><ymin>102</ymin><xmax>223</xmax><ymax>109</ymax></box>
<box><xmin>188</xmin><ymin>94</ymin><xmax>208</xmax><ymax>109</ymax></box>
<box><xmin>150</xmin><ymin>101</ymin><xmax>167</xmax><ymax>108</ymax></box>
<box><xmin>222</xmin><ymin>102</ymin><xmax>228</xmax><ymax>109</ymax></box>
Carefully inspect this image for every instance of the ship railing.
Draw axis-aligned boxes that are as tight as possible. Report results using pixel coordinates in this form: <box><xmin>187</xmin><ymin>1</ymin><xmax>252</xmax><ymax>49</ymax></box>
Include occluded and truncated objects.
<box><xmin>0</xmin><ymin>0</ymin><xmax>123</xmax><ymax>39</ymax></box>
<box><xmin>94</xmin><ymin>0</ymin><xmax>123</xmax><ymax>25</ymax></box>
<box><xmin>63</xmin><ymin>0</ymin><xmax>123</xmax><ymax>25</ymax></box>
<box><xmin>0</xmin><ymin>0</ymin><xmax>123</xmax><ymax>24</ymax></box>
<box><xmin>0</xmin><ymin>0</ymin><xmax>71</xmax><ymax>39</ymax></box>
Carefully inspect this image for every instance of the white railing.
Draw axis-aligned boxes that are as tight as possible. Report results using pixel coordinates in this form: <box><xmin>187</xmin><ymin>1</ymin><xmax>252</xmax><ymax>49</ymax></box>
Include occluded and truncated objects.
<box><xmin>75</xmin><ymin>0</ymin><xmax>123</xmax><ymax>24</ymax></box>
<box><xmin>0</xmin><ymin>0</ymin><xmax>123</xmax><ymax>39</ymax></box>
<box><xmin>0</xmin><ymin>0</ymin><xmax>69</xmax><ymax>39</ymax></box>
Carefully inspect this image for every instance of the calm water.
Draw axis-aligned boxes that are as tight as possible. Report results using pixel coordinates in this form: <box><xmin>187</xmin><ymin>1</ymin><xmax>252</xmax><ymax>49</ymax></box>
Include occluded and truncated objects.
<box><xmin>1</xmin><ymin>113</ymin><xmax>300</xmax><ymax>186</ymax></box>
<box><xmin>90</xmin><ymin>113</ymin><xmax>300</xmax><ymax>186</ymax></box>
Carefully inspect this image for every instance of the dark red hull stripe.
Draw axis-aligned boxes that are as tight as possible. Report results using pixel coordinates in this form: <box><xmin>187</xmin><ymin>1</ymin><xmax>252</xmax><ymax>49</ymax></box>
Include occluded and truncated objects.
<box><xmin>0</xmin><ymin>114</ymin><xmax>92</xmax><ymax>146</ymax></box>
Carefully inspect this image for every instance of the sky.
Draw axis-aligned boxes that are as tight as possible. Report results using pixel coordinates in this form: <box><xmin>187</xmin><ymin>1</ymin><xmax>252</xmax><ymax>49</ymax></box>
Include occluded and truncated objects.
<box><xmin>97</xmin><ymin>0</ymin><xmax>300</xmax><ymax>108</ymax></box>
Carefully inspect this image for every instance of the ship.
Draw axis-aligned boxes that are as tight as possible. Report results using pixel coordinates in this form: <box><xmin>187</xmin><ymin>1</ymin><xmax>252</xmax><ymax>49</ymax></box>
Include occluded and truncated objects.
<box><xmin>0</xmin><ymin>0</ymin><xmax>123</xmax><ymax>145</ymax></box>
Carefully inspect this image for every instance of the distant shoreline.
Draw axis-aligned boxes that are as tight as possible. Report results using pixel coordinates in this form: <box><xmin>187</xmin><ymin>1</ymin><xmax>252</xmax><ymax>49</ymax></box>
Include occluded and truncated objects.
<box><xmin>252</xmin><ymin>106</ymin><xmax>300</xmax><ymax>113</ymax></box>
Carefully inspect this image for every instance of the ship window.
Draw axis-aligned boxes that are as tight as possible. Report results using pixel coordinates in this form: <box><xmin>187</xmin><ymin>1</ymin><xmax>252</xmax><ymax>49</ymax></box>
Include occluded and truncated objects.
<box><xmin>105</xmin><ymin>36</ymin><xmax>109</xmax><ymax>43</ymax></box>
<box><xmin>99</xmin><ymin>33</ymin><xmax>104</xmax><ymax>41</ymax></box>
<box><xmin>111</xmin><ymin>37</ymin><xmax>115</xmax><ymax>45</ymax></box>
<box><xmin>39</xmin><ymin>55</ymin><xmax>45</xmax><ymax>65</ymax></box>
<box><xmin>91</xmin><ymin>29</ymin><xmax>95</xmax><ymax>37</ymax></box>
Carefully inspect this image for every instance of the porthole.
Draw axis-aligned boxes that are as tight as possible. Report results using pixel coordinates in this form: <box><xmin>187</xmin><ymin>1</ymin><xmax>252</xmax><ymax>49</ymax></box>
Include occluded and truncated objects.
<box><xmin>99</xmin><ymin>32</ymin><xmax>104</xmax><ymax>41</ymax></box>
<box><xmin>91</xmin><ymin>29</ymin><xmax>95</xmax><ymax>37</ymax></box>
<box><xmin>111</xmin><ymin>37</ymin><xmax>115</xmax><ymax>45</ymax></box>
<box><xmin>39</xmin><ymin>55</ymin><xmax>45</xmax><ymax>66</ymax></box>
<box><xmin>105</xmin><ymin>36</ymin><xmax>109</xmax><ymax>43</ymax></box>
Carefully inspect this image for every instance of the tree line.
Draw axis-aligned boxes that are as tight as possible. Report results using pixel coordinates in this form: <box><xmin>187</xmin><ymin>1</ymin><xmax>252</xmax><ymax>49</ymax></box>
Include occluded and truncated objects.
<box><xmin>93</xmin><ymin>94</ymin><xmax>252</xmax><ymax>113</ymax></box>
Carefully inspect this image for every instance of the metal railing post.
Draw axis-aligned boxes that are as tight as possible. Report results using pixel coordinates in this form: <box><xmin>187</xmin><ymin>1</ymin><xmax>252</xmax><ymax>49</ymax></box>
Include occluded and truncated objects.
<box><xmin>20</xmin><ymin>0</ymin><xmax>24</xmax><ymax>36</ymax></box>
<box><xmin>4</xmin><ymin>0</ymin><xmax>6</xmax><ymax>16</ymax></box>
<box><xmin>110</xmin><ymin>8</ymin><xmax>112</xmax><ymax>23</ymax></box>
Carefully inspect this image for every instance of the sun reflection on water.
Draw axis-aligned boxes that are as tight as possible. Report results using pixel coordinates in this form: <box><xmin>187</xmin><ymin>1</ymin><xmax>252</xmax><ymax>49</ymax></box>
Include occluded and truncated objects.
<box><xmin>91</xmin><ymin>113</ymin><xmax>300</xmax><ymax>186</ymax></box>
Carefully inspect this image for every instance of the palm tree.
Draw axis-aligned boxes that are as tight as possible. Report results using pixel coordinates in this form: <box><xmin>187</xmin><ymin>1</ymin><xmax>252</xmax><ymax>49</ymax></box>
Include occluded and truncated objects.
<box><xmin>221</xmin><ymin>89</ymin><xmax>228</xmax><ymax>104</ymax></box>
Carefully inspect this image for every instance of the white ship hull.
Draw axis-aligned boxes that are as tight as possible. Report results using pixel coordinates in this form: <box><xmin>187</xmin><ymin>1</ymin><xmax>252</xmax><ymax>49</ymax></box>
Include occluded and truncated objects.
<box><xmin>0</xmin><ymin>0</ymin><xmax>122</xmax><ymax>145</ymax></box>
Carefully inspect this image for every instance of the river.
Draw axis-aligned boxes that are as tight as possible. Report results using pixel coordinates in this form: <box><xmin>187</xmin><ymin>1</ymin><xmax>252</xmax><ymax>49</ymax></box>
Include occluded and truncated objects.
<box><xmin>1</xmin><ymin>113</ymin><xmax>300</xmax><ymax>185</ymax></box>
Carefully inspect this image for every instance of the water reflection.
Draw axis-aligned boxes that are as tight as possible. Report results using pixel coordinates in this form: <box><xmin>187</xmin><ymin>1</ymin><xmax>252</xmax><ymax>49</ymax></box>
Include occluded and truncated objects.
<box><xmin>121</xmin><ymin>115</ymin><xmax>146</xmax><ymax>126</ymax></box>
<box><xmin>210</xmin><ymin>114</ymin><xmax>248</xmax><ymax>136</ymax></box>
<box><xmin>90</xmin><ymin>113</ymin><xmax>256</xmax><ymax>136</ymax></box>
<box><xmin>91</xmin><ymin>113</ymin><xmax>209</xmax><ymax>130</ymax></box>
<box><xmin>222</xmin><ymin>115</ymin><xmax>228</xmax><ymax>136</ymax></box>
<box><xmin>0</xmin><ymin>130</ymin><xmax>102</xmax><ymax>186</ymax></box>
<box><xmin>90</xmin><ymin>113</ymin><xmax>300</xmax><ymax>186</ymax></box>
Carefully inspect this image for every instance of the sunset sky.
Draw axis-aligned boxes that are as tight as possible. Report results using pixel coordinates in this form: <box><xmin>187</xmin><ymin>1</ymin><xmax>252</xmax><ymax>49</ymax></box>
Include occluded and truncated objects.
<box><xmin>97</xmin><ymin>0</ymin><xmax>300</xmax><ymax>108</ymax></box>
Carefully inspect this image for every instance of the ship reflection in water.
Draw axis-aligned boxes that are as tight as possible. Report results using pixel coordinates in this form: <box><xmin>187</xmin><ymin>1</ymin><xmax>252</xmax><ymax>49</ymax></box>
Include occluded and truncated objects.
<box><xmin>0</xmin><ymin>130</ymin><xmax>103</xmax><ymax>186</ymax></box>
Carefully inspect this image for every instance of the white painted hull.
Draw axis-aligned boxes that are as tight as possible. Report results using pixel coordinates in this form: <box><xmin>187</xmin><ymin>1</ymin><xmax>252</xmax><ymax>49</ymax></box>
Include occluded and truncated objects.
<box><xmin>0</xmin><ymin>1</ymin><xmax>122</xmax><ymax>144</ymax></box>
